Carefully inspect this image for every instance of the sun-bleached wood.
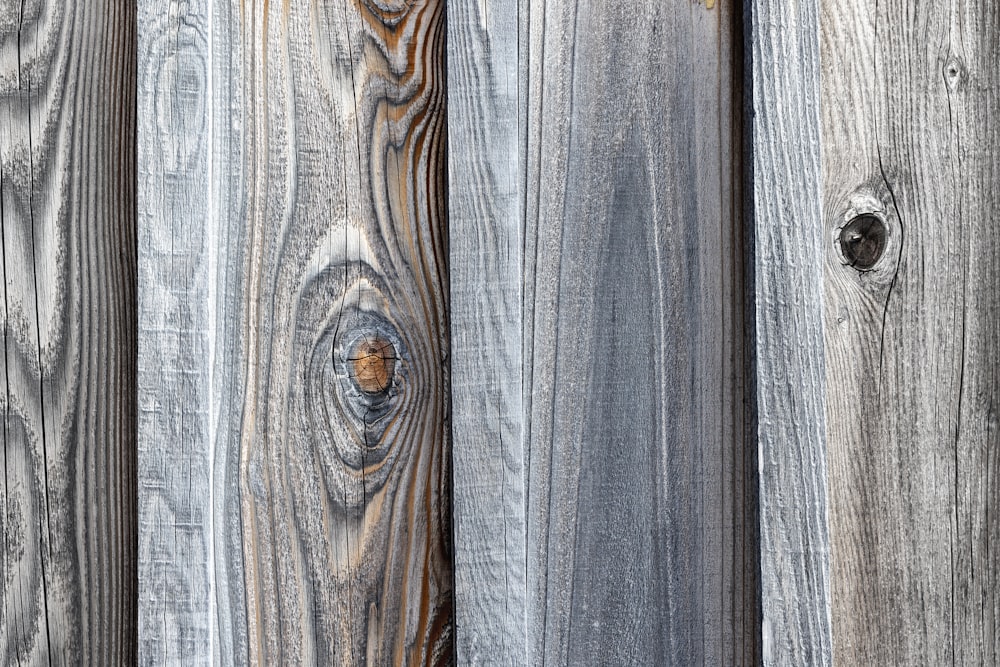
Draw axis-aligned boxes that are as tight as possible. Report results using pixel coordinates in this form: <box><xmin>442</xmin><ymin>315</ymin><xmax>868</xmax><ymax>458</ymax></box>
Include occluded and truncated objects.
<box><xmin>137</xmin><ymin>0</ymin><xmax>249</xmax><ymax>663</ymax></box>
<box><xmin>447</xmin><ymin>0</ymin><xmax>526</xmax><ymax>664</ymax></box>
<box><xmin>0</xmin><ymin>1</ymin><xmax>136</xmax><ymax>663</ymax></box>
<box><xmin>521</xmin><ymin>0</ymin><xmax>752</xmax><ymax>663</ymax></box>
<box><xmin>749</xmin><ymin>0</ymin><xmax>833</xmax><ymax>664</ymax></box>
<box><xmin>822</xmin><ymin>1</ymin><xmax>1000</xmax><ymax>663</ymax></box>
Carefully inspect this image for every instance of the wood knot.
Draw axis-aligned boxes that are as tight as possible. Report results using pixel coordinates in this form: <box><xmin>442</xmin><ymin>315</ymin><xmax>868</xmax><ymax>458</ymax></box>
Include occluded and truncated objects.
<box><xmin>839</xmin><ymin>214</ymin><xmax>887</xmax><ymax>270</ymax></box>
<box><xmin>943</xmin><ymin>55</ymin><xmax>966</xmax><ymax>92</ymax></box>
<box><xmin>348</xmin><ymin>336</ymin><xmax>396</xmax><ymax>394</ymax></box>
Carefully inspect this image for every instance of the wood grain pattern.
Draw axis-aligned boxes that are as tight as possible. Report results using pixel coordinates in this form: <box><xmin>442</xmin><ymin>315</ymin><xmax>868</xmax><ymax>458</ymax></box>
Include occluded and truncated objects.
<box><xmin>521</xmin><ymin>0</ymin><xmax>752</xmax><ymax>663</ymax></box>
<box><xmin>749</xmin><ymin>0</ymin><xmax>833</xmax><ymax>664</ymax></box>
<box><xmin>822</xmin><ymin>0</ymin><xmax>1000</xmax><ymax>662</ymax></box>
<box><xmin>137</xmin><ymin>0</ymin><xmax>249</xmax><ymax>663</ymax></box>
<box><xmin>446</xmin><ymin>0</ymin><xmax>526</xmax><ymax>664</ymax></box>
<box><xmin>139</xmin><ymin>0</ymin><xmax>451</xmax><ymax>663</ymax></box>
<box><xmin>235</xmin><ymin>0</ymin><xmax>453</xmax><ymax>663</ymax></box>
<box><xmin>0</xmin><ymin>0</ymin><xmax>136</xmax><ymax>663</ymax></box>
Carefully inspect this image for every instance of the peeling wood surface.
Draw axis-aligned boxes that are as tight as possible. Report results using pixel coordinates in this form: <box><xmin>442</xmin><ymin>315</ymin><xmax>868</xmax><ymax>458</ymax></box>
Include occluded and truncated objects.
<box><xmin>749</xmin><ymin>0</ymin><xmax>833</xmax><ymax>664</ymax></box>
<box><xmin>447</xmin><ymin>0</ymin><xmax>526</xmax><ymax>663</ymax></box>
<box><xmin>520</xmin><ymin>0</ymin><xmax>753</xmax><ymax>663</ymax></box>
<box><xmin>822</xmin><ymin>1</ymin><xmax>1000</xmax><ymax>663</ymax></box>
<box><xmin>0</xmin><ymin>0</ymin><xmax>136</xmax><ymax>663</ymax></box>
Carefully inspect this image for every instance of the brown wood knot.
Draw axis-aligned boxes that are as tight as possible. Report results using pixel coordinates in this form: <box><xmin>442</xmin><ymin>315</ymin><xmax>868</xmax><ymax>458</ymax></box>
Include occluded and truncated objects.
<box><xmin>839</xmin><ymin>214</ymin><xmax>886</xmax><ymax>270</ymax></box>
<box><xmin>348</xmin><ymin>336</ymin><xmax>396</xmax><ymax>394</ymax></box>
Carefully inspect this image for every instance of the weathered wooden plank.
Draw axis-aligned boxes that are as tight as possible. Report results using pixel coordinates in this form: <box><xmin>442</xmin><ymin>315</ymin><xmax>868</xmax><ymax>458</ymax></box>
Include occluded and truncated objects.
<box><xmin>137</xmin><ymin>0</ymin><xmax>249</xmax><ymax>663</ymax></box>
<box><xmin>229</xmin><ymin>1</ymin><xmax>453</xmax><ymax>664</ymax></box>
<box><xmin>140</xmin><ymin>0</ymin><xmax>451</xmax><ymax>663</ymax></box>
<box><xmin>522</xmin><ymin>0</ymin><xmax>752</xmax><ymax>663</ymax></box>
<box><xmin>446</xmin><ymin>0</ymin><xmax>526</xmax><ymax>663</ymax></box>
<box><xmin>137</xmin><ymin>4</ymin><xmax>213</xmax><ymax>662</ymax></box>
<box><xmin>822</xmin><ymin>1</ymin><xmax>1000</xmax><ymax>662</ymax></box>
<box><xmin>0</xmin><ymin>1</ymin><xmax>136</xmax><ymax>663</ymax></box>
<box><xmin>749</xmin><ymin>0</ymin><xmax>833</xmax><ymax>664</ymax></box>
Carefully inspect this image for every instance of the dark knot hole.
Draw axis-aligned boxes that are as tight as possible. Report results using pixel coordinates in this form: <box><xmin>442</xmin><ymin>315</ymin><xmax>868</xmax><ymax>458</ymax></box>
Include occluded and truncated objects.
<box><xmin>840</xmin><ymin>214</ymin><xmax>887</xmax><ymax>270</ymax></box>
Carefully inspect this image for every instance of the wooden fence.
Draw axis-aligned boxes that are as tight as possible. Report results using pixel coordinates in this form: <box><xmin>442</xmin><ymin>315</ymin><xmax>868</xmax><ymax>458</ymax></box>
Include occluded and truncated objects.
<box><xmin>1</xmin><ymin>0</ymin><xmax>997</xmax><ymax>664</ymax></box>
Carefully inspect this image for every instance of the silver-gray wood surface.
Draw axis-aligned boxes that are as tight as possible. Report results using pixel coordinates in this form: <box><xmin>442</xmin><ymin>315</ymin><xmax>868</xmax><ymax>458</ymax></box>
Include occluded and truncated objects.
<box><xmin>133</xmin><ymin>1</ymin><xmax>1000</xmax><ymax>664</ymax></box>
<box><xmin>0</xmin><ymin>0</ymin><xmax>136</xmax><ymax>663</ymax></box>
<box><xmin>822</xmin><ymin>1</ymin><xmax>1000</xmax><ymax>663</ymax></box>
<box><xmin>447</xmin><ymin>0</ymin><xmax>526</xmax><ymax>664</ymax></box>
<box><xmin>519</xmin><ymin>0</ymin><xmax>752</xmax><ymax>663</ymax></box>
<box><xmin>750</xmin><ymin>0</ymin><xmax>833</xmax><ymax>664</ymax></box>
<box><xmin>137</xmin><ymin>0</ymin><xmax>248</xmax><ymax>663</ymax></box>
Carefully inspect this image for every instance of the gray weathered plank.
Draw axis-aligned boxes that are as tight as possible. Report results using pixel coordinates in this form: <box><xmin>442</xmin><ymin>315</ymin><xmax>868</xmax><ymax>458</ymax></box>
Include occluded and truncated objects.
<box><xmin>522</xmin><ymin>0</ymin><xmax>752</xmax><ymax>663</ymax></box>
<box><xmin>137</xmin><ymin>3</ymin><xmax>213</xmax><ymax>663</ymax></box>
<box><xmin>139</xmin><ymin>0</ymin><xmax>452</xmax><ymax>664</ymax></box>
<box><xmin>749</xmin><ymin>0</ymin><xmax>833</xmax><ymax>663</ymax></box>
<box><xmin>137</xmin><ymin>0</ymin><xmax>249</xmax><ymax>663</ymax></box>
<box><xmin>447</xmin><ymin>0</ymin><xmax>527</xmax><ymax>663</ymax></box>
<box><xmin>822</xmin><ymin>0</ymin><xmax>1000</xmax><ymax>663</ymax></box>
<box><xmin>0</xmin><ymin>0</ymin><xmax>136</xmax><ymax>663</ymax></box>
<box><xmin>232</xmin><ymin>1</ymin><xmax>453</xmax><ymax>663</ymax></box>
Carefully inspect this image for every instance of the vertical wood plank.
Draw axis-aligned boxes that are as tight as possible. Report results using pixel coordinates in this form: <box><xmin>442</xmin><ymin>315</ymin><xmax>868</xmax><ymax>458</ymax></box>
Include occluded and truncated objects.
<box><xmin>522</xmin><ymin>0</ymin><xmax>751</xmax><ymax>663</ymax></box>
<box><xmin>139</xmin><ymin>0</ymin><xmax>451</xmax><ymax>663</ymax></box>
<box><xmin>447</xmin><ymin>0</ymin><xmax>526</xmax><ymax>664</ymax></box>
<box><xmin>233</xmin><ymin>0</ymin><xmax>453</xmax><ymax>663</ymax></box>
<box><xmin>749</xmin><ymin>0</ymin><xmax>833</xmax><ymax>664</ymax></box>
<box><xmin>137</xmin><ymin>0</ymin><xmax>249</xmax><ymax>663</ymax></box>
<box><xmin>822</xmin><ymin>0</ymin><xmax>1000</xmax><ymax>662</ymax></box>
<box><xmin>137</xmin><ymin>3</ymin><xmax>213</xmax><ymax>662</ymax></box>
<box><xmin>0</xmin><ymin>1</ymin><xmax>136</xmax><ymax>663</ymax></box>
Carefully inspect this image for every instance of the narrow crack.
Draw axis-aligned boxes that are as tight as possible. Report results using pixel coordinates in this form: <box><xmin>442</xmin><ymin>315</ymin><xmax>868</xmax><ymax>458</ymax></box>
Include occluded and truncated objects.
<box><xmin>18</xmin><ymin>0</ymin><xmax>54</xmax><ymax>661</ymax></box>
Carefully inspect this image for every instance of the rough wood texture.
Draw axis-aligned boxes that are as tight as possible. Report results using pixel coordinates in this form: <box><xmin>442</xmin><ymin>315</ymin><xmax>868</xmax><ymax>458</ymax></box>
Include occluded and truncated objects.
<box><xmin>749</xmin><ymin>0</ymin><xmax>833</xmax><ymax>664</ymax></box>
<box><xmin>137</xmin><ymin>0</ymin><xmax>248</xmax><ymax>663</ymax></box>
<box><xmin>822</xmin><ymin>1</ymin><xmax>1000</xmax><ymax>663</ymax></box>
<box><xmin>0</xmin><ymin>0</ymin><xmax>136</xmax><ymax>663</ymax></box>
<box><xmin>521</xmin><ymin>0</ymin><xmax>751</xmax><ymax>663</ymax></box>
<box><xmin>235</xmin><ymin>0</ymin><xmax>452</xmax><ymax>663</ymax></box>
<box><xmin>139</xmin><ymin>0</ymin><xmax>451</xmax><ymax>663</ymax></box>
<box><xmin>447</xmin><ymin>0</ymin><xmax>526</xmax><ymax>664</ymax></box>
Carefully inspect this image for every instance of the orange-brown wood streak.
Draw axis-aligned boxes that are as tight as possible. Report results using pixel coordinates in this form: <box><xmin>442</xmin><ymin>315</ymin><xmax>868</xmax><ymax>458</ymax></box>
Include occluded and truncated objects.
<box><xmin>238</xmin><ymin>0</ymin><xmax>451</xmax><ymax>663</ymax></box>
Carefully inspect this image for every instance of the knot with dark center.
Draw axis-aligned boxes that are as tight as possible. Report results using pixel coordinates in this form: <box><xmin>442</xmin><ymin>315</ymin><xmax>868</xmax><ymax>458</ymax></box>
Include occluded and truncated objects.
<box><xmin>840</xmin><ymin>214</ymin><xmax>887</xmax><ymax>270</ymax></box>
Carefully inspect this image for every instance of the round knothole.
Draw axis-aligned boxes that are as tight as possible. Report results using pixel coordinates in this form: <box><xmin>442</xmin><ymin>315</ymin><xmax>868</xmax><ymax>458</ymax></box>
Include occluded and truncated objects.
<box><xmin>839</xmin><ymin>214</ymin><xmax>887</xmax><ymax>270</ymax></box>
<box><xmin>348</xmin><ymin>336</ymin><xmax>396</xmax><ymax>394</ymax></box>
<box><xmin>943</xmin><ymin>56</ymin><xmax>965</xmax><ymax>91</ymax></box>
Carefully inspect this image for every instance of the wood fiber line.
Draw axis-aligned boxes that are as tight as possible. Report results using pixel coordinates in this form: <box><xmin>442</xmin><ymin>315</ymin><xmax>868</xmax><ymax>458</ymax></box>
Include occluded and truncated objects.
<box><xmin>822</xmin><ymin>0</ymin><xmax>1000</xmax><ymax>663</ymax></box>
<box><xmin>237</xmin><ymin>0</ymin><xmax>452</xmax><ymax>664</ymax></box>
<box><xmin>521</xmin><ymin>0</ymin><xmax>751</xmax><ymax>663</ymax></box>
<box><xmin>0</xmin><ymin>0</ymin><xmax>136</xmax><ymax>663</ymax></box>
